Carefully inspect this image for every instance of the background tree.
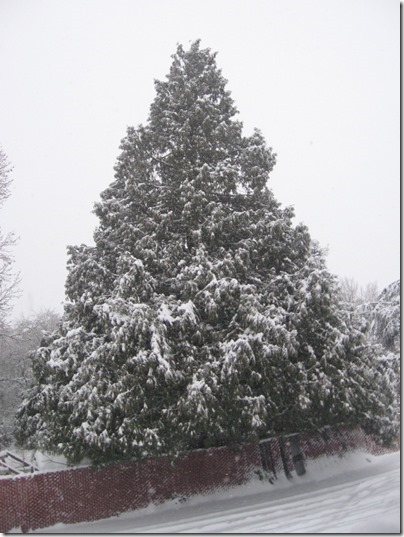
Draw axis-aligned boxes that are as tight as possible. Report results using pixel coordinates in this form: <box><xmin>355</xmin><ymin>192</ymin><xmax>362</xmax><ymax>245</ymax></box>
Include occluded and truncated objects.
<box><xmin>15</xmin><ymin>42</ymin><xmax>399</xmax><ymax>464</ymax></box>
<box><xmin>0</xmin><ymin>147</ymin><xmax>19</xmax><ymax>334</ymax></box>
<box><xmin>0</xmin><ymin>145</ymin><xmax>21</xmax><ymax>447</ymax></box>
<box><xmin>338</xmin><ymin>277</ymin><xmax>379</xmax><ymax>308</ymax></box>
<box><xmin>338</xmin><ymin>277</ymin><xmax>400</xmax><ymax>442</ymax></box>
<box><xmin>0</xmin><ymin>310</ymin><xmax>59</xmax><ymax>448</ymax></box>
<box><xmin>338</xmin><ymin>277</ymin><xmax>399</xmax><ymax>359</ymax></box>
<box><xmin>364</xmin><ymin>281</ymin><xmax>400</xmax><ymax>431</ymax></box>
<box><xmin>366</xmin><ymin>281</ymin><xmax>400</xmax><ymax>353</ymax></box>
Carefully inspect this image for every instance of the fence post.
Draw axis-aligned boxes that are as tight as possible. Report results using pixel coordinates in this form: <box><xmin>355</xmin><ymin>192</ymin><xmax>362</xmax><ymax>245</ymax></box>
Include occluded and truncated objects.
<box><xmin>278</xmin><ymin>436</ymin><xmax>293</xmax><ymax>480</ymax></box>
<box><xmin>258</xmin><ymin>439</ymin><xmax>277</xmax><ymax>483</ymax></box>
<box><xmin>289</xmin><ymin>434</ymin><xmax>306</xmax><ymax>476</ymax></box>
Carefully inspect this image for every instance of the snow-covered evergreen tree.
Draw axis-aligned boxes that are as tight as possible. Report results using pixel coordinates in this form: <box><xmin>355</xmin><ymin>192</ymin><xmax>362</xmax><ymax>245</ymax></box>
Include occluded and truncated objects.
<box><xmin>336</xmin><ymin>278</ymin><xmax>400</xmax><ymax>444</ymax></box>
<box><xmin>15</xmin><ymin>42</ymin><xmax>399</xmax><ymax>464</ymax></box>
<box><xmin>367</xmin><ymin>280</ymin><xmax>400</xmax><ymax>354</ymax></box>
<box><xmin>358</xmin><ymin>280</ymin><xmax>400</xmax><ymax>442</ymax></box>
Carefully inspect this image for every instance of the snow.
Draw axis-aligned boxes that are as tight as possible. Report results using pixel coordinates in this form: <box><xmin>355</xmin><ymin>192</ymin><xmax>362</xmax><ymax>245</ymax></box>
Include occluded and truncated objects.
<box><xmin>178</xmin><ymin>300</ymin><xmax>198</xmax><ymax>324</ymax></box>
<box><xmin>157</xmin><ymin>303</ymin><xmax>175</xmax><ymax>324</ymax></box>
<box><xmin>19</xmin><ymin>450</ymin><xmax>399</xmax><ymax>534</ymax></box>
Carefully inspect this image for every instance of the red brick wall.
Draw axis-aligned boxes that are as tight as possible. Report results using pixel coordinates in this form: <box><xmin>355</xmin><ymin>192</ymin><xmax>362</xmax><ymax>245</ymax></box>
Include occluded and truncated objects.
<box><xmin>0</xmin><ymin>427</ymin><xmax>398</xmax><ymax>533</ymax></box>
<box><xmin>0</xmin><ymin>443</ymin><xmax>260</xmax><ymax>533</ymax></box>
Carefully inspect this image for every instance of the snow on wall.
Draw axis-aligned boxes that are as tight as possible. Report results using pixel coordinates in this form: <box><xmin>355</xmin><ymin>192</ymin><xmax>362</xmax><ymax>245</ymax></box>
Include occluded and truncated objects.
<box><xmin>0</xmin><ymin>426</ymin><xmax>398</xmax><ymax>533</ymax></box>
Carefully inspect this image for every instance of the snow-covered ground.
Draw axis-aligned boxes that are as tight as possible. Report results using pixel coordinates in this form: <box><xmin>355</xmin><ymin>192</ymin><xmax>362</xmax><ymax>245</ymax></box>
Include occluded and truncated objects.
<box><xmin>20</xmin><ymin>450</ymin><xmax>399</xmax><ymax>534</ymax></box>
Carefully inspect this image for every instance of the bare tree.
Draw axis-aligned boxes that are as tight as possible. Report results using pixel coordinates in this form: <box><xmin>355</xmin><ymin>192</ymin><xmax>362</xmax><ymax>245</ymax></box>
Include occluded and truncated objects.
<box><xmin>0</xmin><ymin>148</ymin><xmax>12</xmax><ymax>204</ymax></box>
<box><xmin>0</xmin><ymin>147</ymin><xmax>19</xmax><ymax>333</ymax></box>
<box><xmin>338</xmin><ymin>277</ymin><xmax>379</xmax><ymax>307</ymax></box>
<box><xmin>359</xmin><ymin>281</ymin><xmax>379</xmax><ymax>305</ymax></box>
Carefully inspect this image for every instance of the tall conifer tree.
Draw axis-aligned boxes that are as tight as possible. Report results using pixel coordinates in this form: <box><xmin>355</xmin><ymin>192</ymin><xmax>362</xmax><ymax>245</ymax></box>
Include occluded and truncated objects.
<box><xmin>15</xmin><ymin>42</ymin><xmax>398</xmax><ymax>464</ymax></box>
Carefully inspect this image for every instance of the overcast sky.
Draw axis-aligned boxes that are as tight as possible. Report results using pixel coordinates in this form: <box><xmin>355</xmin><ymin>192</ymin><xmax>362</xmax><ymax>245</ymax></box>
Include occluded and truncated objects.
<box><xmin>0</xmin><ymin>0</ymin><xmax>399</xmax><ymax>318</ymax></box>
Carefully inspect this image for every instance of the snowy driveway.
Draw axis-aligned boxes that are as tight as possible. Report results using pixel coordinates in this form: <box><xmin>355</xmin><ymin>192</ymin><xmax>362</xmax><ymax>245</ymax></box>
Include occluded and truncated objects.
<box><xmin>30</xmin><ymin>451</ymin><xmax>400</xmax><ymax>534</ymax></box>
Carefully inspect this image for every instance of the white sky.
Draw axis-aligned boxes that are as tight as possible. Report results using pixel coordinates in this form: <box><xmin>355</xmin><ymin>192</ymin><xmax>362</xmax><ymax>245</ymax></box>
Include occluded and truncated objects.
<box><xmin>0</xmin><ymin>0</ymin><xmax>400</xmax><ymax>318</ymax></box>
